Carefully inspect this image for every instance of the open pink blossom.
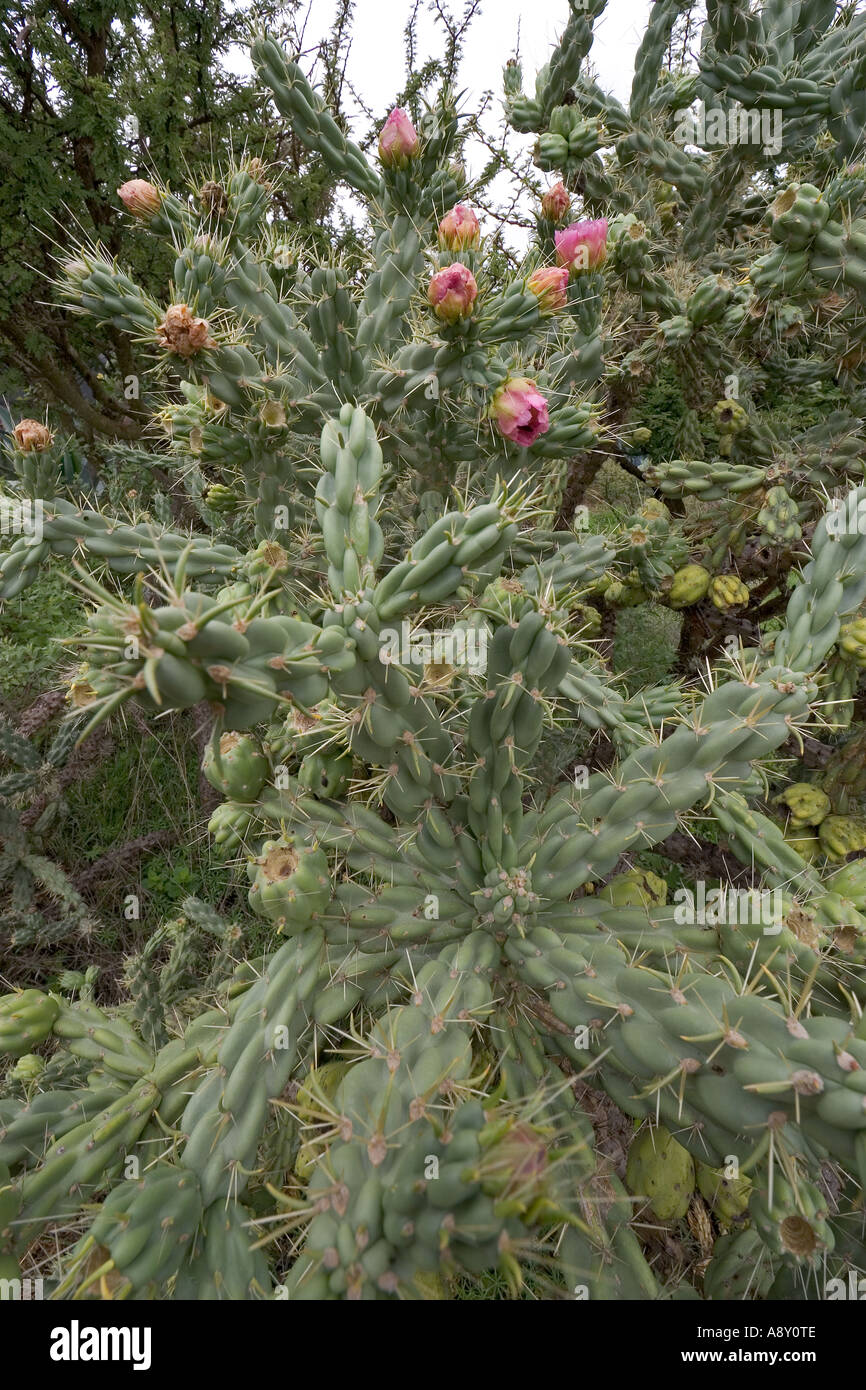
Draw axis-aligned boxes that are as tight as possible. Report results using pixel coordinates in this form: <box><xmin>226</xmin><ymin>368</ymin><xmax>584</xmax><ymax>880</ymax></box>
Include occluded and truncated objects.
<box><xmin>541</xmin><ymin>182</ymin><xmax>571</xmax><ymax>223</ymax></box>
<box><xmin>438</xmin><ymin>203</ymin><xmax>481</xmax><ymax>251</ymax></box>
<box><xmin>428</xmin><ymin>263</ymin><xmax>478</xmax><ymax>322</ymax></box>
<box><xmin>490</xmin><ymin>377</ymin><xmax>550</xmax><ymax>447</ymax></box>
<box><xmin>555</xmin><ymin>218</ymin><xmax>608</xmax><ymax>275</ymax></box>
<box><xmin>117</xmin><ymin>179</ymin><xmax>162</xmax><ymax>220</ymax></box>
<box><xmin>378</xmin><ymin>108</ymin><xmax>420</xmax><ymax>167</ymax></box>
<box><xmin>527</xmin><ymin>266</ymin><xmax>569</xmax><ymax>313</ymax></box>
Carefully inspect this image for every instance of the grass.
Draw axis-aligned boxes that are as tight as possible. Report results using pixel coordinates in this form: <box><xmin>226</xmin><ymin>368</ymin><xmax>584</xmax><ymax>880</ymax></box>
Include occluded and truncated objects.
<box><xmin>0</xmin><ymin>565</ymin><xmax>84</xmax><ymax>715</ymax></box>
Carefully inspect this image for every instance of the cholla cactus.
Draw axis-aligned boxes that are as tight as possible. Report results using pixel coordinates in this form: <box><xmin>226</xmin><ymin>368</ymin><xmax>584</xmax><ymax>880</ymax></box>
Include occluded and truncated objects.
<box><xmin>3</xmin><ymin>7</ymin><xmax>866</xmax><ymax>1303</ymax></box>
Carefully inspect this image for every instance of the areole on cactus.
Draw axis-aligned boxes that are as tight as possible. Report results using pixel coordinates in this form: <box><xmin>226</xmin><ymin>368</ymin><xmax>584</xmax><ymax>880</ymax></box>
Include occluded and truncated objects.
<box><xmin>3</xmin><ymin>0</ymin><xmax>866</xmax><ymax>1308</ymax></box>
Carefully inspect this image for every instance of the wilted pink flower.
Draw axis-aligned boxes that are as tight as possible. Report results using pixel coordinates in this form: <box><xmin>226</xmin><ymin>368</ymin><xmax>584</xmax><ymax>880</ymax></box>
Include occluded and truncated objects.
<box><xmin>527</xmin><ymin>266</ymin><xmax>568</xmax><ymax>313</ymax></box>
<box><xmin>438</xmin><ymin>203</ymin><xmax>481</xmax><ymax>251</ymax></box>
<box><xmin>490</xmin><ymin>377</ymin><xmax>550</xmax><ymax>447</ymax></box>
<box><xmin>156</xmin><ymin>304</ymin><xmax>215</xmax><ymax>358</ymax></box>
<box><xmin>555</xmin><ymin>218</ymin><xmax>608</xmax><ymax>275</ymax></box>
<box><xmin>13</xmin><ymin>419</ymin><xmax>54</xmax><ymax>452</ymax></box>
<box><xmin>427</xmin><ymin>263</ymin><xmax>478</xmax><ymax>322</ymax></box>
<box><xmin>541</xmin><ymin>181</ymin><xmax>571</xmax><ymax>223</ymax></box>
<box><xmin>378</xmin><ymin>108</ymin><xmax>420</xmax><ymax>167</ymax></box>
<box><xmin>117</xmin><ymin>179</ymin><xmax>162</xmax><ymax>221</ymax></box>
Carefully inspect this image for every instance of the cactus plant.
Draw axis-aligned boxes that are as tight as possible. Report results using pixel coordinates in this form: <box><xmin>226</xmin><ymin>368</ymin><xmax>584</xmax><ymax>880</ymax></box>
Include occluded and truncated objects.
<box><xmin>3</xmin><ymin>3</ymin><xmax>866</xmax><ymax>1303</ymax></box>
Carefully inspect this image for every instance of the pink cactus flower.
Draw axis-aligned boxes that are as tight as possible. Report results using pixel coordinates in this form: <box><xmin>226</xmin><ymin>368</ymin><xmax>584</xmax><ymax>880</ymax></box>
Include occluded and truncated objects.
<box><xmin>490</xmin><ymin>377</ymin><xmax>550</xmax><ymax>447</ymax></box>
<box><xmin>555</xmin><ymin>218</ymin><xmax>609</xmax><ymax>275</ymax></box>
<box><xmin>438</xmin><ymin>203</ymin><xmax>481</xmax><ymax>251</ymax></box>
<box><xmin>527</xmin><ymin>266</ymin><xmax>569</xmax><ymax>313</ymax></box>
<box><xmin>541</xmin><ymin>182</ymin><xmax>571</xmax><ymax>223</ymax></box>
<box><xmin>378</xmin><ymin>108</ymin><xmax>420</xmax><ymax>167</ymax></box>
<box><xmin>117</xmin><ymin>179</ymin><xmax>162</xmax><ymax>220</ymax></box>
<box><xmin>427</xmin><ymin>263</ymin><xmax>478</xmax><ymax>322</ymax></box>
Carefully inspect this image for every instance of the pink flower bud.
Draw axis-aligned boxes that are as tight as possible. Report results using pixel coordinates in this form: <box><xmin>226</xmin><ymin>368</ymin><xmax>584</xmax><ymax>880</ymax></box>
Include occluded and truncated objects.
<box><xmin>437</xmin><ymin>203</ymin><xmax>481</xmax><ymax>251</ymax></box>
<box><xmin>378</xmin><ymin>108</ymin><xmax>420</xmax><ymax>167</ymax></box>
<box><xmin>12</xmin><ymin>419</ymin><xmax>54</xmax><ymax>452</ymax></box>
<box><xmin>555</xmin><ymin>218</ymin><xmax>608</xmax><ymax>275</ymax></box>
<box><xmin>541</xmin><ymin>181</ymin><xmax>571</xmax><ymax>223</ymax></box>
<box><xmin>527</xmin><ymin>266</ymin><xmax>568</xmax><ymax>313</ymax></box>
<box><xmin>427</xmin><ymin>263</ymin><xmax>478</xmax><ymax>322</ymax></box>
<box><xmin>490</xmin><ymin>377</ymin><xmax>550</xmax><ymax>447</ymax></box>
<box><xmin>117</xmin><ymin>179</ymin><xmax>162</xmax><ymax>221</ymax></box>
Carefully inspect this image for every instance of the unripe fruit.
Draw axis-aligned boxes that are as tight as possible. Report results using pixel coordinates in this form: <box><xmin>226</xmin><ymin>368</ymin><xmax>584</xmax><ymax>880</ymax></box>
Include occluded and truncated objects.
<box><xmin>774</xmin><ymin>783</ymin><xmax>831</xmax><ymax>828</ymax></box>
<box><xmin>625</xmin><ymin>1124</ymin><xmax>695</xmax><ymax>1222</ymax></box>
<box><xmin>203</xmin><ymin>731</ymin><xmax>269</xmax><ymax>802</ymax></box>
<box><xmin>668</xmin><ymin>564</ymin><xmax>711</xmax><ymax>608</ymax></box>
<box><xmin>247</xmin><ymin>835</ymin><xmax>330</xmax><ymax>929</ymax></box>
<box><xmin>710</xmin><ymin>574</ymin><xmax>750</xmax><ymax>610</ymax></box>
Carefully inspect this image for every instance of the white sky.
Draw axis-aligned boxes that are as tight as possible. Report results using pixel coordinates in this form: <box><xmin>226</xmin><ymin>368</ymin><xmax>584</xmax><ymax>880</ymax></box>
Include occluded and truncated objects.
<box><xmin>291</xmin><ymin>0</ymin><xmax>654</xmax><ymax>109</ymax></box>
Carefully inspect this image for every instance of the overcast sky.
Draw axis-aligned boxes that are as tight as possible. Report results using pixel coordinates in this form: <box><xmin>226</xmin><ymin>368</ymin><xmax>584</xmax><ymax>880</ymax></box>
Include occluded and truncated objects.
<box><xmin>290</xmin><ymin>0</ymin><xmax>654</xmax><ymax>109</ymax></box>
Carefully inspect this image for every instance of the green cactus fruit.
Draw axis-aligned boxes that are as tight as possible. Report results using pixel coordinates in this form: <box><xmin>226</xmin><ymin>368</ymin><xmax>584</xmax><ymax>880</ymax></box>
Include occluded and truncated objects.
<box><xmin>668</xmin><ymin>563</ymin><xmax>711</xmax><ymax>608</ymax></box>
<box><xmin>782</xmin><ymin>826</ymin><xmax>823</xmax><ymax>864</ymax></box>
<box><xmin>639</xmin><ymin>498</ymin><xmax>669</xmax><ymax>523</ymax></box>
<box><xmin>774</xmin><ymin>783</ymin><xmax>831</xmax><ymax>828</ymax></box>
<box><xmin>598</xmin><ymin>868</ymin><xmax>668</xmax><ymax>908</ymax></box>
<box><xmin>297</xmin><ymin>749</ymin><xmax>353</xmax><ymax>799</ymax></box>
<box><xmin>10</xmin><ymin>1053</ymin><xmax>46</xmax><ymax>1083</ymax></box>
<box><xmin>205</xmin><ymin>484</ymin><xmax>241</xmax><ymax>515</ymax></box>
<box><xmin>712</xmin><ymin>398</ymin><xmax>748</xmax><ymax>434</ymax></box>
<box><xmin>0</xmin><ymin>990</ymin><xmax>60</xmax><ymax>1057</ymax></box>
<box><xmin>203</xmin><ymin>731</ymin><xmax>270</xmax><ymax>802</ymax></box>
<box><xmin>246</xmin><ymin>538</ymin><xmax>290</xmax><ymax>577</ymax></box>
<box><xmin>605</xmin><ymin>569</ymin><xmax>648</xmax><ymax>608</ymax></box>
<box><xmin>625</xmin><ymin>1124</ymin><xmax>695</xmax><ymax>1222</ymax></box>
<box><xmin>757</xmin><ymin>486</ymin><xmax>802</xmax><ymax>544</ymax></box>
<box><xmin>247</xmin><ymin>835</ymin><xmax>330</xmax><ymax>929</ymax></box>
<box><xmin>695</xmin><ymin>1160</ymin><xmax>751</xmax><ymax>1224</ymax></box>
<box><xmin>749</xmin><ymin>1174</ymin><xmax>833</xmax><ymax>1265</ymax></box>
<box><xmin>710</xmin><ymin>574</ymin><xmax>749</xmax><ymax>610</ymax></box>
<box><xmin>826</xmin><ymin>856</ymin><xmax>866</xmax><ymax>904</ymax></box>
<box><xmin>838</xmin><ymin>617</ymin><xmax>866</xmax><ymax>667</ymax></box>
<box><xmin>208</xmin><ymin>798</ymin><xmax>255</xmax><ymax>854</ymax></box>
<box><xmin>818</xmin><ymin>814</ymin><xmax>866</xmax><ymax>861</ymax></box>
<box><xmin>769</xmin><ymin>184</ymin><xmax>830</xmax><ymax>251</ymax></box>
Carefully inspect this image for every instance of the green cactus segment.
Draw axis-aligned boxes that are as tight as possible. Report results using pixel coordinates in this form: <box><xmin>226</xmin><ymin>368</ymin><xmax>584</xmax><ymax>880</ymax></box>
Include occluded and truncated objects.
<box><xmin>774</xmin><ymin>487</ymin><xmax>866</xmax><ymax>672</ymax></box>
<box><xmin>285</xmin><ymin>938</ymin><xmax>587</xmax><ymax>1299</ymax></box>
<box><xmin>178</xmin><ymin>928</ymin><xmax>325</xmax><ymax>1211</ymax></box>
<box><xmin>0</xmin><ymin>991</ymin><xmax>60</xmax><ymax>1057</ymax></box>
<box><xmin>511</xmin><ymin>924</ymin><xmax>866</xmax><ymax>1170</ymax></box>
<box><xmin>316</xmin><ymin>404</ymin><xmax>385</xmax><ymax>596</ymax></box>
<box><xmin>251</xmin><ymin>38</ymin><xmax>380</xmax><ymax>198</ymax></box>
<box><xmin>528</xmin><ymin>667</ymin><xmax>814</xmax><ymax>903</ymax></box>
<box><xmin>75</xmin><ymin>577</ymin><xmax>355</xmax><ymax>732</ymax></box>
<box><xmin>0</xmin><ymin>497</ymin><xmax>240</xmax><ymax>600</ymax></box>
